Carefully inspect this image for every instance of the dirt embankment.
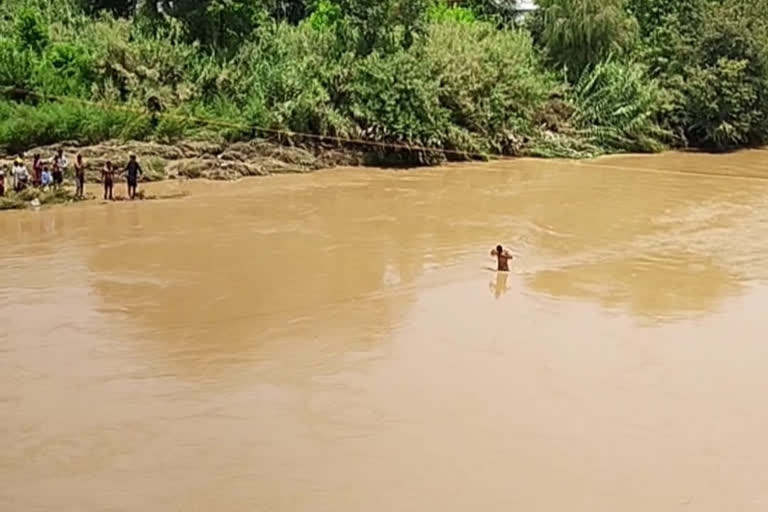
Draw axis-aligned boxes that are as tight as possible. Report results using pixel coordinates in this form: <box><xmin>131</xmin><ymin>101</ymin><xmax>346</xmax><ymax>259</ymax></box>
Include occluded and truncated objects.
<box><xmin>1</xmin><ymin>139</ymin><xmax>367</xmax><ymax>183</ymax></box>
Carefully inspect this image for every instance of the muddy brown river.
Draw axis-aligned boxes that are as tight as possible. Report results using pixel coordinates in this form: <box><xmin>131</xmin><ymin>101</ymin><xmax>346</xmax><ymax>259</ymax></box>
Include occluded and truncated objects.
<box><xmin>2</xmin><ymin>151</ymin><xmax>768</xmax><ymax>511</ymax></box>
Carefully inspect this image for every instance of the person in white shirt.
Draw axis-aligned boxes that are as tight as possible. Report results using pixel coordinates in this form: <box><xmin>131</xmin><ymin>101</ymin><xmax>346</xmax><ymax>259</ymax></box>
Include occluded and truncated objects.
<box><xmin>51</xmin><ymin>149</ymin><xmax>68</xmax><ymax>188</ymax></box>
<box><xmin>12</xmin><ymin>158</ymin><xmax>30</xmax><ymax>192</ymax></box>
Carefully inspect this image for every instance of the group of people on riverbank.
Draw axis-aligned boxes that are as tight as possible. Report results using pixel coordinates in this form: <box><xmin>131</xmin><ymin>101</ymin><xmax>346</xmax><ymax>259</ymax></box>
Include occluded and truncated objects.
<box><xmin>0</xmin><ymin>151</ymin><xmax>144</xmax><ymax>201</ymax></box>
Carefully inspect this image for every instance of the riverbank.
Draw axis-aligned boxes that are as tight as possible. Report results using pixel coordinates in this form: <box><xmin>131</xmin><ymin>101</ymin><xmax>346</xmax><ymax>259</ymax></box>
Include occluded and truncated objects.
<box><xmin>0</xmin><ymin>138</ymin><xmax>368</xmax><ymax>210</ymax></box>
<box><xmin>1</xmin><ymin>138</ymin><xmax>366</xmax><ymax>182</ymax></box>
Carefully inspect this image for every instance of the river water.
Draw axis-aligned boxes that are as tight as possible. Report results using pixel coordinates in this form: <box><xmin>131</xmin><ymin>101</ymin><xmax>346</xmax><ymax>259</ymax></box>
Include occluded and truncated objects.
<box><xmin>2</xmin><ymin>151</ymin><xmax>768</xmax><ymax>511</ymax></box>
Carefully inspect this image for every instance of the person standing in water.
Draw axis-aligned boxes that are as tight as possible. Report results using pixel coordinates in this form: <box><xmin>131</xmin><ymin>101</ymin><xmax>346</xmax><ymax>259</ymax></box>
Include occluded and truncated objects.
<box><xmin>102</xmin><ymin>161</ymin><xmax>115</xmax><ymax>200</ymax></box>
<box><xmin>51</xmin><ymin>149</ymin><xmax>67</xmax><ymax>189</ymax></box>
<box><xmin>124</xmin><ymin>154</ymin><xmax>143</xmax><ymax>200</ymax></box>
<box><xmin>491</xmin><ymin>244</ymin><xmax>514</xmax><ymax>272</ymax></box>
<box><xmin>74</xmin><ymin>154</ymin><xmax>86</xmax><ymax>198</ymax></box>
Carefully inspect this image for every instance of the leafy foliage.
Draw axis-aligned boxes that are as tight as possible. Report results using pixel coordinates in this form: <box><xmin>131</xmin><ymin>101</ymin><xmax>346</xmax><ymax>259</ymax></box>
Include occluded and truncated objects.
<box><xmin>0</xmin><ymin>99</ymin><xmax>151</xmax><ymax>153</ymax></box>
<box><xmin>423</xmin><ymin>21</ymin><xmax>552</xmax><ymax>153</ymax></box>
<box><xmin>346</xmin><ymin>50</ymin><xmax>449</xmax><ymax>145</ymax></box>
<box><xmin>333</xmin><ymin>0</ymin><xmax>431</xmax><ymax>55</ymax></box>
<box><xmin>532</xmin><ymin>0</ymin><xmax>639</xmax><ymax>79</ymax></box>
<box><xmin>0</xmin><ymin>0</ymin><xmax>767</xmax><ymax>158</ymax></box>
<box><xmin>625</xmin><ymin>0</ymin><xmax>698</xmax><ymax>38</ymax></box>
<box><xmin>638</xmin><ymin>0</ymin><xmax>768</xmax><ymax>149</ymax></box>
<box><xmin>15</xmin><ymin>7</ymin><xmax>51</xmax><ymax>53</ymax></box>
<box><xmin>570</xmin><ymin>59</ymin><xmax>669</xmax><ymax>152</ymax></box>
<box><xmin>427</xmin><ymin>2</ymin><xmax>476</xmax><ymax>24</ymax></box>
<box><xmin>307</xmin><ymin>0</ymin><xmax>342</xmax><ymax>31</ymax></box>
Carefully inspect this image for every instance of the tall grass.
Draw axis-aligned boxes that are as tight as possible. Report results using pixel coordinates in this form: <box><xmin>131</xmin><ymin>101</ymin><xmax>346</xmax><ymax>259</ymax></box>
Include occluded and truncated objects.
<box><xmin>0</xmin><ymin>100</ymin><xmax>152</xmax><ymax>153</ymax></box>
<box><xmin>533</xmin><ymin>0</ymin><xmax>639</xmax><ymax>79</ymax></box>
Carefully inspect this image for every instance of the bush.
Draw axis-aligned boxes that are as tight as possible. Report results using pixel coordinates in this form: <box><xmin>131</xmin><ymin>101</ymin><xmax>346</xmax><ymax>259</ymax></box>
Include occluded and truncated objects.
<box><xmin>569</xmin><ymin>59</ymin><xmax>669</xmax><ymax>152</ymax></box>
<box><xmin>0</xmin><ymin>39</ymin><xmax>36</xmax><ymax>88</ymax></box>
<box><xmin>640</xmin><ymin>0</ymin><xmax>768</xmax><ymax>149</ymax></box>
<box><xmin>423</xmin><ymin>21</ymin><xmax>552</xmax><ymax>153</ymax></box>
<box><xmin>626</xmin><ymin>0</ymin><xmax>699</xmax><ymax>38</ymax></box>
<box><xmin>33</xmin><ymin>41</ymin><xmax>96</xmax><ymax>97</ymax></box>
<box><xmin>307</xmin><ymin>0</ymin><xmax>342</xmax><ymax>31</ymax></box>
<box><xmin>684</xmin><ymin>57</ymin><xmax>767</xmax><ymax>149</ymax></box>
<box><xmin>0</xmin><ymin>100</ymin><xmax>151</xmax><ymax>152</ymax></box>
<box><xmin>228</xmin><ymin>23</ymin><xmax>354</xmax><ymax>137</ymax></box>
<box><xmin>332</xmin><ymin>0</ymin><xmax>430</xmax><ymax>55</ymax></box>
<box><xmin>427</xmin><ymin>2</ymin><xmax>476</xmax><ymax>24</ymax></box>
<box><xmin>532</xmin><ymin>0</ymin><xmax>639</xmax><ymax>79</ymax></box>
<box><xmin>346</xmin><ymin>49</ymin><xmax>450</xmax><ymax>146</ymax></box>
<box><xmin>154</xmin><ymin>113</ymin><xmax>190</xmax><ymax>143</ymax></box>
<box><xmin>15</xmin><ymin>7</ymin><xmax>50</xmax><ymax>54</ymax></box>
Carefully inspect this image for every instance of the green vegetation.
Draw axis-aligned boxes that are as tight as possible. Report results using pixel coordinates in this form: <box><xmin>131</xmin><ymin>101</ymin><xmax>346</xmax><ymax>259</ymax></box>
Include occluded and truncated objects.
<box><xmin>534</xmin><ymin>0</ymin><xmax>639</xmax><ymax>80</ymax></box>
<box><xmin>0</xmin><ymin>0</ymin><xmax>767</xmax><ymax>162</ymax></box>
<box><xmin>0</xmin><ymin>187</ymin><xmax>80</xmax><ymax>210</ymax></box>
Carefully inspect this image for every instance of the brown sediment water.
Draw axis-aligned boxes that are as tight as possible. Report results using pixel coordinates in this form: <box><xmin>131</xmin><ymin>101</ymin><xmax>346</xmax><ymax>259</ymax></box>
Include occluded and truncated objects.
<box><xmin>2</xmin><ymin>150</ymin><xmax>768</xmax><ymax>511</ymax></box>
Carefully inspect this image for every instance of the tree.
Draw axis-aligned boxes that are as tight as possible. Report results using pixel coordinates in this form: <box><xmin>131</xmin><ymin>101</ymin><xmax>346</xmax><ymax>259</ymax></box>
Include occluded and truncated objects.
<box><xmin>333</xmin><ymin>0</ymin><xmax>430</xmax><ymax>55</ymax></box>
<box><xmin>134</xmin><ymin>1</ymin><xmax>313</xmax><ymax>50</ymax></box>
<box><xmin>680</xmin><ymin>2</ymin><xmax>768</xmax><ymax>149</ymax></box>
<box><xmin>638</xmin><ymin>0</ymin><xmax>768</xmax><ymax>149</ymax></box>
<box><xmin>137</xmin><ymin>0</ymin><xmax>266</xmax><ymax>50</ymax></box>
<box><xmin>625</xmin><ymin>0</ymin><xmax>698</xmax><ymax>38</ymax></box>
<box><xmin>532</xmin><ymin>0</ymin><xmax>639</xmax><ymax>80</ymax></box>
<box><xmin>78</xmin><ymin>0</ymin><xmax>138</xmax><ymax>17</ymax></box>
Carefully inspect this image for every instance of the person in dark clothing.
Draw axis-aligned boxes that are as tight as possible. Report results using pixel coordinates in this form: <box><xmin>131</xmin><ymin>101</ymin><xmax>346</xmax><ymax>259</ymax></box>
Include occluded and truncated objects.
<box><xmin>52</xmin><ymin>167</ymin><xmax>63</xmax><ymax>188</ymax></box>
<box><xmin>32</xmin><ymin>154</ymin><xmax>43</xmax><ymax>187</ymax></box>
<box><xmin>124</xmin><ymin>154</ymin><xmax>143</xmax><ymax>200</ymax></box>
<box><xmin>74</xmin><ymin>154</ymin><xmax>86</xmax><ymax>198</ymax></box>
<box><xmin>102</xmin><ymin>161</ymin><xmax>115</xmax><ymax>200</ymax></box>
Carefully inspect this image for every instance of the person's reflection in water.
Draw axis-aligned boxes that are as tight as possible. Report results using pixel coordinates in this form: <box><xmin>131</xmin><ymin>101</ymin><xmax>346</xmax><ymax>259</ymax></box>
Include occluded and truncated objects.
<box><xmin>489</xmin><ymin>271</ymin><xmax>511</xmax><ymax>299</ymax></box>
